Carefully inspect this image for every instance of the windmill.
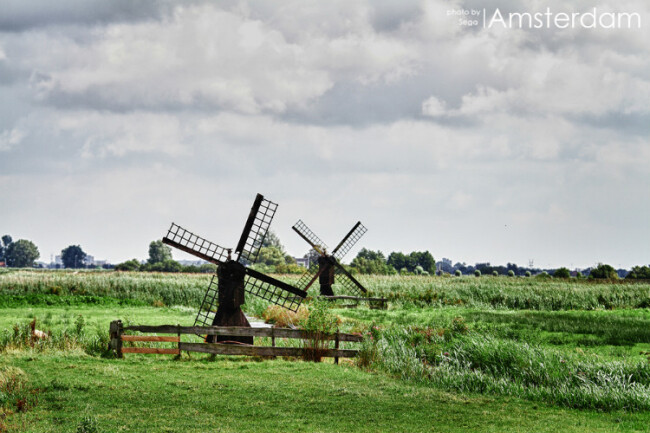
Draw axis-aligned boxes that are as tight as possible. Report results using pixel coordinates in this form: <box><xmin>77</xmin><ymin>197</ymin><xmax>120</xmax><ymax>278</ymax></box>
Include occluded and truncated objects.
<box><xmin>162</xmin><ymin>193</ymin><xmax>307</xmax><ymax>344</ymax></box>
<box><xmin>292</xmin><ymin>220</ymin><xmax>368</xmax><ymax>297</ymax></box>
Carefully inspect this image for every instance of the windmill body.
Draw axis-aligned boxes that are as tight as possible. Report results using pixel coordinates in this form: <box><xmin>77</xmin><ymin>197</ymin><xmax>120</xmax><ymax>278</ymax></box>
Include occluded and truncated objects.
<box><xmin>162</xmin><ymin>193</ymin><xmax>306</xmax><ymax>344</ymax></box>
<box><xmin>293</xmin><ymin>220</ymin><xmax>369</xmax><ymax>296</ymax></box>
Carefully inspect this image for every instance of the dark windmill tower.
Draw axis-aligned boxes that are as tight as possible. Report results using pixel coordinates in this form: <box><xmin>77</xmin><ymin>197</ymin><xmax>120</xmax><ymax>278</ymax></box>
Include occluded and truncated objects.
<box><xmin>162</xmin><ymin>193</ymin><xmax>307</xmax><ymax>344</ymax></box>
<box><xmin>292</xmin><ymin>220</ymin><xmax>368</xmax><ymax>296</ymax></box>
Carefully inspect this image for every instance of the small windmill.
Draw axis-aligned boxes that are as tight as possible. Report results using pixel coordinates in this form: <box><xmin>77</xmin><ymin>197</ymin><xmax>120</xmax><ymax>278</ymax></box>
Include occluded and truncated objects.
<box><xmin>162</xmin><ymin>194</ymin><xmax>306</xmax><ymax>344</ymax></box>
<box><xmin>292</xmin><ymin>220</ymin><xmax>368</xmax><ymax>296</ymax></box>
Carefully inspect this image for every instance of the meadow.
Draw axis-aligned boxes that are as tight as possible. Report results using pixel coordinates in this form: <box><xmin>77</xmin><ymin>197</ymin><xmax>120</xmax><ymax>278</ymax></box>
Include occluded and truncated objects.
<box><xmin>0</xmin><ymin>269</ymin><xmax>649</xmax><ymax>432</ymax></box>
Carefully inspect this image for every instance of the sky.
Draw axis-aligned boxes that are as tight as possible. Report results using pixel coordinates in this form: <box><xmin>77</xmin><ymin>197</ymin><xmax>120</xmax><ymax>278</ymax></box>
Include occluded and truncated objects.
<box><xmin>1</xmin><ymin>0</ymin><xmax>649</xmax><ymax>269</ymax></box>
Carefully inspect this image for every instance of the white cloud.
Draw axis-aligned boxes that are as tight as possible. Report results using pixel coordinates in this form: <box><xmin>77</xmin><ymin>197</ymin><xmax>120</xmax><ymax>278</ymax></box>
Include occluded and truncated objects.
<box><xmin>0</xmin><ymin>0</ymin><xmax>648</xmax><ymax>267</ymax></box>
<box><xmin>0</xmin><ymin>128</ymin><xmax>25</xmax><ymax>151</ymax></box>
<box><xmin>421</xmin><ymin>95</ymin><xmax>447</xmax><ymax>117</ymax></box>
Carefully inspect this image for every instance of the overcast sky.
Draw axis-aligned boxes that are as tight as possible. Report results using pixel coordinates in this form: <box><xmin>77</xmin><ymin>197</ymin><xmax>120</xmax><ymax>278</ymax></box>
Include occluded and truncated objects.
<box><xmin>1</xmin><ymin>0</ymin><xmax>648</xmax><ymax>269</ymax></box>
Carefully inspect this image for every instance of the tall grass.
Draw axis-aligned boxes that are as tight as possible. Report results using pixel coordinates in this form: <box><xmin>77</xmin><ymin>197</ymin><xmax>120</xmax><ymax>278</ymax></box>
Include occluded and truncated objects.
<box><xmin>0</xmin><ymin>317</ymin><xmax>111</xmax><ymax>357</ymax></box>
<box><xmin>0</xmin><ymin>269</ymin><xmax>209</xmax><ymax>308</ymax></box>
<box><xmin>3</xmin><ymin>270</ymin><xmax>649</xmax><ymax>311</ymax></box>
<box><xmin>359</xmin><ymin>324</ymin><xmax>650</xmax><ymax>411</ymax></box>
<box><xmin>354</xmin><ymin>275</ymin><xmax>650</xmax><ymax>310</ymax></box>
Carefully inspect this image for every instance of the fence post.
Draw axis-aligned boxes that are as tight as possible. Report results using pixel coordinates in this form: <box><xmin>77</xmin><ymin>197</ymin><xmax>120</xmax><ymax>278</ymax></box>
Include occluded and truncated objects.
<box><xmin>109</xmin><ymin>320</ymin><xmax>123</xmax><ymax>358</ymax></box>
<box><xmin>177</xmin><ymin>324</ymin><xmax>181</xmax><ymax>356</ymax></box>
<box><xmin>271</xmin><ymin>327</ymin><xmax>276</xmax><ymax>359</ymax></box>
<box><xmin>334</xmin><ymin>328</ymin><xmax>340</xmax><ymax>365</ymax></box>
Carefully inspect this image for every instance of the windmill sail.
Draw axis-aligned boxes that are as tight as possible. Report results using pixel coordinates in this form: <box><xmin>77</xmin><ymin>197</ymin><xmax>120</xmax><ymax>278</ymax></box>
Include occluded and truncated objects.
<box><xmin>294</xmin><ymin>260</ymin><xmax>323</xmax><ymax>292</ymax></box>
<box><xmin>333</xmin><ymin>262</ymin><xmax>367</xmax><ymax>296</ymax></box>
<box><xmin>292</xmin><ymin>220</ymin><xmax>328</xmax><ymax>255</ymax></box>
<box><xmin>163</xmin><ymin>223</ymin><xmax>229</xmax><ymax>265</ymax></box>
<box><xmin>244</xmin><ymin>267</ymin><xmax>307</xmax><ymax>312</ymax></box>
<box><xmin>332</xmin><ymin>221</ymin><xmax>367</xmax><ymax>260</ymax></box>
<box><xmin>235</xmin><ymin>194</ymin><xmax>278</xmax><ymax>265</ymax></box>
<box><xmin>194</xmin><ymin>275</ymin><xmax>220</xmax><ymax>327</ymax></box>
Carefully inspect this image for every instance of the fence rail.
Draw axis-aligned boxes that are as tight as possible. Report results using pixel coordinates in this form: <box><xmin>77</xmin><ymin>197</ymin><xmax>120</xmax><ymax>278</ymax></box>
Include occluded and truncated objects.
<box><xmin>320</xmin><ymin>295</ymin><xmax>388</xmax><ymax>309</ymax></box>
<box><xmin>109</xmin><ymin>320</ymin><xmax>363</xmax><ymax>363</ymax></box>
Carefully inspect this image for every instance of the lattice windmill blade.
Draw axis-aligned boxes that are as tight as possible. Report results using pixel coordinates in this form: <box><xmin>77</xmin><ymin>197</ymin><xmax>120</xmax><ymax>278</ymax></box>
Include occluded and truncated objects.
<box><xmin>292</xmin><ymin>220</ymin><xmax>328</xmax><ymax>256</ymax></box>
<box><xmin>194</xmin><ymin>275</ymin><xmax>220</xmax><ymax>328</ymax></box>
<box><xmin>332</xmin><ymin>221</ymin><xmax>367</xmax><ymax>261</ymax></box>
<box><xmin>294</xmin><ymin>261</ymin><xmax>324</xmax><ymax>292</ymax></box>
<box><xmin>332</xmin><ymin>261</ymin><xmax>368</xmax><ymax>296</ymax></box>
<box><xmin>235</xmin><ymin>194</ymin><xmax>278</xmax><ymax>265</ymax></box>
<box><xmin>244</xmin><ymin>267</ymin><xmax>307</xmax><ymax>312</ymax></box>
<box><xmin>162</xmin><ymin>223</ymin><xmax>230</xmax><ymax>265</ymax></box>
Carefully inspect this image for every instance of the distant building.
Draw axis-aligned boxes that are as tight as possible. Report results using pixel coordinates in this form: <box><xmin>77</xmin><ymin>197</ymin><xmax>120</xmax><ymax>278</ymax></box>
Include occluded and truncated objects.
<box><xmin>294</xmin><ymin>257</ymin><xmax>310</xmax><ymax>268</ymax></box>
<box><xmin>0</xmin><ymin>261</ymin><xmax>5</xmax><ymax>267</ymax></box>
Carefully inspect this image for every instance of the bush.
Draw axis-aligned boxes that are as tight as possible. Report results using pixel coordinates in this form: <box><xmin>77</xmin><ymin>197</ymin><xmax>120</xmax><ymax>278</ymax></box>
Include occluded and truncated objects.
<box><xmin>492</xmin><ymin>271</ymin><xmax>498</xmax><ymax>277</ymax></box>
<box><xmin>507</xmin><ymin>270</ymin><xmax>515</xmax><ymax>277</ymax></box>
<box><xmin>262</xmin><ymin>305</ymin><xmax>309</xmax><ymax>327</ymax></box>
<box><xmin>627</xmin><ymin>265</ymin><xmax>650</xmax><ymax>280</ymax></box>
<box><xmin>474</xmin><ymin>270</ymin><xmax>481</xmax><ymax>277</ymax></box>
<box><xmin>525</xmin><ymin>271</ymin><xmax>532</xmax><ymax>277</ymax></box>
<box><xmin>454</xmin><ymin>270</ymin><xmax>462</xmax><ymax>277</ymax></box>
<box><xmin>300</xmin><ymin>300</ymin><xmax>340</xmax><ymax>362</ymax></box>
<box><xmin>554</xmin><ymin>267</ymin><xmax>571</xmax><ymax>279</ymax></box>
<box><xmin>115</xmin><ymin>259</ymin><xmax>140</xmax><ymax>271</ymax></box>
<box><xmin>589</xmin><ymin>263</ymin><xmax>618</xmax><ymax>280</ymax></box>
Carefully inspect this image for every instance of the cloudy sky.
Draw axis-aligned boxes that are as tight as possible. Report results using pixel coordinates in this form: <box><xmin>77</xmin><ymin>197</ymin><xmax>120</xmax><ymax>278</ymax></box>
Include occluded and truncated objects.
<box><xmin>1</xmin><ymin>0</ymin><xmax>648</xmax><ymax>269</ymax></box>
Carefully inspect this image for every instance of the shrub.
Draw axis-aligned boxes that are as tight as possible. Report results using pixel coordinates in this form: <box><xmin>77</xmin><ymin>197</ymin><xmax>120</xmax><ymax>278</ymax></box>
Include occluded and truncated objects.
<box><xmin>492</xmin><ymin>271</ymin><xmax>498</xmax><ymax>277</ymax></box>
<box><xmin>300</xmin><ymin>300</ymin><xmax>340</xmax><ymax>362</ymax></box>
<box><xmin>507</xmin><ymin>270</ymin><xmax>515</xmax><ymax>277</ymax></box>
<box><xmin>474</xmin><ymin>270</ymin><xmax>481</xmax><ymax>277</ymax></box>
<box><xmin>262</xmin><ymin>304</ymin><xmax>309</xmax><ymax>327</ymax></box>
<box><xmin>454</xmin><ymin>270</ymin><xmax>462</xmax><ymax>277</ymax></box>
<box><xmin>589</xmin><ymin>263</ymin><xmax>618</xmax><ymax>279</ymax></box>
<box><xmin>525</xmin><ymin>271</ymin><xmax>532</xmax><ymax>277</ymax></box>
<box><xmin>553</xmin><ymin>267</ymin><xmax>571</xmax><ymax>279</ymax></box>
<box><xmin>114</xmin><ymin>259</ymin><xmax>140</xmax><ymax>271</ymax></box>
<box><xmin>627</xmin><ymin>265</ymin><xmax>650</xmax><ymax>280</ymax></box>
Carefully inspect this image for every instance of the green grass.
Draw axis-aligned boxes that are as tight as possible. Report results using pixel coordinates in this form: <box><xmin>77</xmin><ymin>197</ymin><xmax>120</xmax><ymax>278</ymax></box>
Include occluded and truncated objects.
<box><xmin>336</xmin><ymin>306</ymin><xmax>650</xmax><ymax>355</ymax></box>
<box><xmin>1</xmin><ymin>270</ymin><xmax>650</xmax><ymax>431</ymax></box>
<box><xmin>2</xmin><ymin>353</ymin><xmax>648</xmax><ymax>433</ymax></box>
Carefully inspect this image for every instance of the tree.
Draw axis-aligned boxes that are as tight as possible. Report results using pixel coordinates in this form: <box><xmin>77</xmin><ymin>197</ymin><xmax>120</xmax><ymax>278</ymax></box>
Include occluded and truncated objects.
<box><xmin>61</xmin><ymin>245</ymin><xmax>87</xmax><ymax>269</ymax></box>
<box><xmin>553</xmin><ymin>267</ymin><xmax>571</xmax><ymax>279</ymax></box>
<box><xmin>257</xmin><ymin>246</ymin><xmax>286</xmax><ymax>266</ymax></box>
<box><xmin>387</xmin><ymin>252</ymin><xmax>410</xmax><ymax>272</ymax></box>
<box><xmin>350</xmin><ymin>249</ymin><xmax>395</xmax><ymax>275</ymax></box>
<box><xmin>589</xmin><ymin>263</ymin><xmax>617</xmax><ymax>279</ymax></box>
<box><xmin>5</xmin><ymin>239</ymin><xmax>39</xmax><ymax>267</ymax></box>
<box><xmin>0</xmin><ymin>235</ymin><xmax>12</xmax><ymax>262</ymax></box>
<box><xmin>261</xmin><ymin>231</ymin><xmax>285</xmax><ymax>252</ymax></box>
<box><xmin>388</xmin><ymin>251</ymin><xmax>435</xmax><ymax>274</ymax></box>
<box><xmin>627</xmin><ymin>265</ymin><xmax>650</xmax><ymax>280</ymax></box>
<box><xmin>148</xmin><ymin>240</ymin><xmax>172</xmax><ymax>264</ymax></box>
<box><xmin>410</xmin><ymin>251</ymin><xmax>435</xmax><ymax>274</ymax></box>
<box><xmin>355</xmin><ymin>248</ymin><xmax>385</xmax><ymax>262</ymax></box>
<box><xmin>115</xmin><ymin>259</ymin><xmax>141</xmax><ymax>271</ymax></box>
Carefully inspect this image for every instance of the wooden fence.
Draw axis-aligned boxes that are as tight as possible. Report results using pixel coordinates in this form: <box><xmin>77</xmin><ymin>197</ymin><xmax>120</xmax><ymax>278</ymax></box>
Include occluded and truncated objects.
<box><xmin>109</xmin><ymin>320</ymin><xmax>363</xmax><ymax>363</ymax></box>
<box><xmin>321</xmin><ymin>295</ymin><xmax>388</xmax><ymax>309</ymax></box>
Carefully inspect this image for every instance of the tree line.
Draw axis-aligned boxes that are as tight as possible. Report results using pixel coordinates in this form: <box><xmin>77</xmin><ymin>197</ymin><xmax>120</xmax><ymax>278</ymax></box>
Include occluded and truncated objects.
<box><xmin>2</xmin><ymin>232</ymin><xmax>649</xmax><ymax>280</ymax></box>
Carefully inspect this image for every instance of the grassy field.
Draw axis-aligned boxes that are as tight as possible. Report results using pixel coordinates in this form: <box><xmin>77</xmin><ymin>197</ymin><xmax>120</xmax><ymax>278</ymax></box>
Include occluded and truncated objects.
<box><xmin>1</xmin><ymin>269</ymin><xmax>649</xmax><ymax>432</ymax></box>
